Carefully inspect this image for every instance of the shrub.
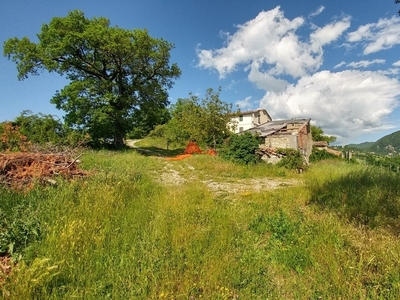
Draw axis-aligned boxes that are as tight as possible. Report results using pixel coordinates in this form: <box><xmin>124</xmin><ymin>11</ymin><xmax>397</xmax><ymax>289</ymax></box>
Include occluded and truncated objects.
<box><xmin>276</xmin><ymin>148</ymin><xmax>304</xmax><ymax>170</ymax></box>
<box><xmin>310</xmin><ymin>147</ymin><xmax>340</xmax><ymax>163</ymax></box>
<box><xmin>220</xmin><ymin>132</ymin><xmax>261</xmax><ymax>165</ymax></box>
<box><xmin>0</xmin><ymin>203</ymin><xmax>41</xmax><ymax>256</ymax></box>
<box><xmin>14</xmin><ymin>111</ymin><xmax>65</xmax><ymax>146</ymax></box>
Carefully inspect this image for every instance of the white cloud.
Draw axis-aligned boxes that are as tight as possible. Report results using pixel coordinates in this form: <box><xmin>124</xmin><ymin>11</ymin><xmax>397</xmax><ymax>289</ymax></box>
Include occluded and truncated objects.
<box><xmin>197</xmin><ymin>6</ymin><xmax>400</xmax><ymax>142</ymax></box>
<box><xmin>310</xmin><ymin>16</ymin><xmax>351</xmax><ymax>47</ymax></box>
<box><xmin>377</xmin><ymin>68</ymin><xmax>400</xmax><ymax>76</ymax></box>
<box><xmin>197</xmin><ymin>6</ymin><xmax>350</xmax><ymax>90</ymax></box>
<box><xmin>309</xmin><ymin>6</ymin><xmax>325</xmax><ymax>18</ymax></box>
<box><xmin>347</xmin><ymin>59</ymin><xmax>385</xmax><ymax>68</ymax></box>
<box><xmin>247</xmin><ymin>60</ymin><xmax>289</xmax><ymax>92</ymax></box>
<box><xmin>347</xmin><ymin>16</ymin><xmax>400</xmax><ymax>54</ymax></box>
<box><xmin>235</xmin><ymin>96</ymin><xmax>254</xmax><ymax>110</ymax></box>
<box><xmin>334</xmin><ymin>61</ymin><xmax>346</xmax><ymax>69</ymax></box>
<box><xmin>197</xmin><ymin>6</ymin><xmax>321</xmax><ymax>79</ymax></box>
<box><xmin>393</xmin><ymin>60</ymin><xmax>400</xmax><ymax>67</ymax></box>
<box><xmin>259</xmin><ymin>70</ymin><xmax>400</xmax><ymax>141</ymax></box>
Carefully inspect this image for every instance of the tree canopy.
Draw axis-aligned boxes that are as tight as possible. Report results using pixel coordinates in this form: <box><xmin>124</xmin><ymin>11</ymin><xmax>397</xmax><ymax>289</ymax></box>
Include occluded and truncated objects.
<box><xmin>311</xmin><ymin>126</ymin><xmax>337</xmax><ymax>145</ymax></box>
<box><xmin>154</xmin><ymin>88</ymin><xmax>235</xmax><ymax>149</ymax></box>
<box><xmin>3</xmin><ymin>10</ymin><xmax>181</xmax><ymax>148</ymax></box>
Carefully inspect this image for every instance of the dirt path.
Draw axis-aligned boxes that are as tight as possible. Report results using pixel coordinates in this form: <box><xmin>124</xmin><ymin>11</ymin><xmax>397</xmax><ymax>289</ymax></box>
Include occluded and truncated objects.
<box><xmin>125</xmin><ymin>139</ymin><xmax>141</xmax><ymax>148</ymax></box>
<box><xmin>156</xmin><ymin>160</ymin><xmax>301</xmax><ymax>197</ymax></box>
<box><xmin>126</xmin><ymin>139</ymin><xmax>301</xmax><ymax>196</ymax></box>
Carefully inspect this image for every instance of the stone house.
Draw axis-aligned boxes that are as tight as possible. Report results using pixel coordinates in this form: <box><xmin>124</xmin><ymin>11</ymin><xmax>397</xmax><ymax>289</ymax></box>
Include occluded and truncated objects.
<box><xmin>245</xmin><ymin>118</ymin><xmax>313</xmax><ymax>164</ymax></box>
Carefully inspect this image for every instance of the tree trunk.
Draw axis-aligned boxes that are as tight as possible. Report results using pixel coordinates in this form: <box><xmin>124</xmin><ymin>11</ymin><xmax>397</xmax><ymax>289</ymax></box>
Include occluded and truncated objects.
<box><xmin>213</xmin><ymin>134</ymin><xmax>216</xmax><ymax>150</ymax></box>
<box><xmin>113</xmin><ymin>110</ymin><xmax>125</xmax><ymax>148</ymax></box>
<box><xmin>114</xmin><ymin>133</ymin><xmax>125</xmax><ymax>148</ymax></box>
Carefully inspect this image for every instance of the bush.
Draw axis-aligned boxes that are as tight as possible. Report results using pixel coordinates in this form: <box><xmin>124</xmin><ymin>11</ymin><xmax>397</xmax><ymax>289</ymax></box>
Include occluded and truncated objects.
<box><xmin>220</xmin><ymin>132</ymin><xmax>261</xmax><ymax>165</ymax></box>
<box><xmin>276</xmin><ymin>148</ymin><xmax>304</xmax><ymax>170</ymax></box>
<box><xmin>0</xmin><ymin>201</ymin><xmax>41</xmax><ymax>256</ymax></box>
<box><xmin>310</xmin><ymin>147</ymin><xmax>340</xmax><ymax>163</ymax></box>
<box><xmin>14</xmin><ymin>111</ymin><xmax>65</xmax><ymax>146</ymax></box>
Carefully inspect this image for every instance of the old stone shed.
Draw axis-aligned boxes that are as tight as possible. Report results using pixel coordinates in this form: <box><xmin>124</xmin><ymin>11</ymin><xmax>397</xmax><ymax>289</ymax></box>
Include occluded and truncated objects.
<box><xmin>245</xmin><ymin>118</ymin><xmax>313</xmax><ymax>164</ymax></box>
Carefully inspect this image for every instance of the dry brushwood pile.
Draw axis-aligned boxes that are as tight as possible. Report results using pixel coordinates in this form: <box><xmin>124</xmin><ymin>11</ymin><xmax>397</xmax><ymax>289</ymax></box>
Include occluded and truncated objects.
<box><xmin>0</xmin><ymin>152</ymin><xmax>87</xmax><ymax>189</ymax></box>
<box><xmin>0</xmin><ymin>256</ymin><xmax>14</xmax><ymax>284</ymax></box>
<box><xmin>256</xmin><ymin>147</ymin><xmax>286</xmax><ymax>158</ymax></box>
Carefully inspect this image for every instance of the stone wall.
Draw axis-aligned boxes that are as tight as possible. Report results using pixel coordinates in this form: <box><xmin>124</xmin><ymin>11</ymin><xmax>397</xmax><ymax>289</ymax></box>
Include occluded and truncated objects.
<box><xmin>264</xmin><ymin>134</ymin><xmax>298</xmax><ymax>150</ymax></box>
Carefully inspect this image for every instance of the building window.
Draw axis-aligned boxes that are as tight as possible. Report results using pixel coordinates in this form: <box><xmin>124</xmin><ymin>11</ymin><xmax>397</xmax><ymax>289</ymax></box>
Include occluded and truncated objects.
<box><xmin>257</xmin><ymin>113</ymin><xmax>260</xmax><ymax>124</ymax></box>
<box><xmin>239</xmin><ymin>115</ymin><xmax>243</xmax><ymax>121</ymax></box>
<box><xmin>239</xmin><ymin>127</ymin><xmax>243</xmax><ymax>132</ymax></box>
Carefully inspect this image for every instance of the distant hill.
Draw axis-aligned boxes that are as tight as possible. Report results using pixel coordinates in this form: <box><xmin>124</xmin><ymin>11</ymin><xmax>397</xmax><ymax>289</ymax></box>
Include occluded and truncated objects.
<box><xmin>344</xmin><ymin>142</ymin><xmax>374</xmax><ymax>151</ymax></box>
<box><xmin>343</xmin><ymin>130</ymin><xmax>400</xmax><ymax>155</ymax></box>
<box><xmin>369</xmin><ymin>130</ymin><xmax>400</xmax><ymax>155</ymax></box>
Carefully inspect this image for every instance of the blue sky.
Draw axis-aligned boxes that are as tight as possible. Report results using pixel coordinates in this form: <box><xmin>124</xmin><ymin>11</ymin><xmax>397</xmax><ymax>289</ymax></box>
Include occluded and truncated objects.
<box><xmin>1</xmin><ymin>0</ymin><xmax>400</xmax><ymax>145</ymax></box>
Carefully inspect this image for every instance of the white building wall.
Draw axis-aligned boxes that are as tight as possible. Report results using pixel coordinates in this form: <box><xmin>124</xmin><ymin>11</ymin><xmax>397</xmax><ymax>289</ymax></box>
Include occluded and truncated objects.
<box><xmin>231</xmin><ymin>115</ymin><xmax>254</xmax><ymax>133</ymax></box>
<box><xmin>229</xmin><ymin>109</ymin><xmax>272</xmax><ymax>133</ymax></box>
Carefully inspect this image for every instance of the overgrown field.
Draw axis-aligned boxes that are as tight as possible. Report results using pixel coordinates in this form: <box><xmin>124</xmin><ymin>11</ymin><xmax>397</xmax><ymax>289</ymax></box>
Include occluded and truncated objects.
<box><xmin>1</xmin><ymin>148</ymin><xmax>400</xmax><ymax>299</ymax></box>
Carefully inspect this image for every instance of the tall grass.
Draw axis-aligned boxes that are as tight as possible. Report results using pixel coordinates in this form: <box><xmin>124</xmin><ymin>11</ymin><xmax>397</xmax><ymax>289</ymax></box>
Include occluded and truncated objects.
<box><xmin>308</xmin><ymin>163</ymin><xmax>400</xmax><ymax>230</ymax></box>
<box><xmin>1</xmin><ymin>152</ymin><xmax>400</xmax><ymax>299</ymax></box>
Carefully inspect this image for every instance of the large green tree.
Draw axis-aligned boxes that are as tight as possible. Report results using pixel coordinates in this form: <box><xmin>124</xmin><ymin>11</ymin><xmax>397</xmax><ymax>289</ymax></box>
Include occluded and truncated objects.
<box><xmin>3</xmin><ymin>10</ymin><xmax>181</xmax><ymax>148</ymax></box>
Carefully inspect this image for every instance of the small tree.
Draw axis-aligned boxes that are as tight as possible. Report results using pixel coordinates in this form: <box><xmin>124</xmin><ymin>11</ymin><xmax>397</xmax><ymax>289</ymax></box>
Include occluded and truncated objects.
<box><xmin>163</xmin><ymin>87</ymin><xmax>234</xmax><ymax>148</ymax></box>
<box><xmin>169</xmin><ymin>96</ymin><xmax>204</xmax><ymax>143</ymax></box>
<box><xmin>311</xmin><ymin>126</ymin><xmax>336</xmax><ymax>145</ymax></box>
<box><xmin>201</xmin><ymin>88</ymin><xmax>234</xmax><ymax>149</ymax></box>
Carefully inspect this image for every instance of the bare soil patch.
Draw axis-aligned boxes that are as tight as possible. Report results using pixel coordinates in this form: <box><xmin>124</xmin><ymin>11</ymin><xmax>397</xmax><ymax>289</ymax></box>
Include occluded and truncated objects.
<box><xmin>156</xmin><ymin>160</ymin><xmax>300</xmax><ymax>196</ymax></box>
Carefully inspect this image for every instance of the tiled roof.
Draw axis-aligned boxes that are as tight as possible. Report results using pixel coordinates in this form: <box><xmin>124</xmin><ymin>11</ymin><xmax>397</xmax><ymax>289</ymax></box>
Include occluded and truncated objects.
<box><xmin>245</xmin><ymin>118</ymin><xmax>310</xmax><ymax>137</ymax></box>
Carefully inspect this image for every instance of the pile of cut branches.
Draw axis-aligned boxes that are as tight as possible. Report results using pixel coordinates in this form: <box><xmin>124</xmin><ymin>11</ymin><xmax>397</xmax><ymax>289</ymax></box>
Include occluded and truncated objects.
<box><xmin>0</xmin><ymin>152</ymin><xmax>87</xmax><ymax>189</ymax></box>
<box><xmin>256</xmin><ymin>147</ymin><xmax>286</xmax><ymax>158</ymax></box>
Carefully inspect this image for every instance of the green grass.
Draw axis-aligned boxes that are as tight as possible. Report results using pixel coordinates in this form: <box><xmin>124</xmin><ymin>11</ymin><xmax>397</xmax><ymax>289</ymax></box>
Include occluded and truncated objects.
<box><xmin>1</xmin><ymin>151</ymin><xmax>400</xmax><ymax>299</ymax></box>
<box><xmin>133</xmin><ymin>137</ymin><xmax>186</xmax><ymax>157</ymax></box>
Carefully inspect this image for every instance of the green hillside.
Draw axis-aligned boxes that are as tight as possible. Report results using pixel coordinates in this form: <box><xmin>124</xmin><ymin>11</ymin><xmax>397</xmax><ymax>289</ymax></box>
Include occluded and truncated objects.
<box><xmin>344</xmin><ymin>142</ymin><xmax>374</xmax><ymax>151</ymax></box>
<box><xmin>344</xmin><ymin>131</ymin><xmax>400</xmax><ymax>155</ymax></box>
<box><xmin>369</xmin><ymin>130</ymin><xmax>400</xmax><ymax>155</ymax></box>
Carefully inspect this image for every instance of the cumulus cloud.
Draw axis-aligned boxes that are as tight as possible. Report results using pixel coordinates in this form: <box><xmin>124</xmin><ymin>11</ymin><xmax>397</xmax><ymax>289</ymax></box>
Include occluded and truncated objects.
<box><xmin>235</xmin><ymin>96</ymin><xmax>254</xmax><ymax>110</ymax></box>
<box><xmin>197</xmin><ymin>6</ymin><xmax>350</xmax><ymax>86</ymax></box>
<box><xmin>347</xmin><ymin>16</ymin><xmax>400</xmax><ymax>54</ymax></box>
<box><xmin>197</xmin><ymin>6</ymin><xmax>400</xmax><ymax>141</ymax></box>
<box><xmin>247</xmin><ymin>60</ymin><xmax>289</xmax><ymax>92</ymax></box>
<box><xmin>197</xmin><ymin>6</ymin><xmax>321</xmax><ymax>79</ymax></box>
<box><xmin>260</xmin><ymin>70</ymin><xmax>400</xmax><ymax>140</ymax></box>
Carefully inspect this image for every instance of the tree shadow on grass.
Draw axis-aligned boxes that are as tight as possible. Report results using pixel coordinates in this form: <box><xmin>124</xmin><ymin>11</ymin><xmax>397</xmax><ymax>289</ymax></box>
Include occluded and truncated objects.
<box><xmin>133</xmin><ymin>146</ymin><xmax>185</xmax><ymax>157</ymax></box>
<box><xmin>90</xmin><ymin>143</ymin><xmax>184</xmax><ymax>157</ymax></box>
<box><xmin>308</xmin><ymin>168</ymin><xmax>400</xmax><ymax>233</ymax></box>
